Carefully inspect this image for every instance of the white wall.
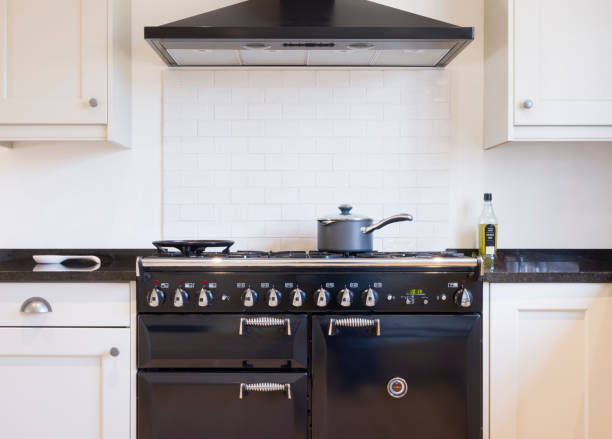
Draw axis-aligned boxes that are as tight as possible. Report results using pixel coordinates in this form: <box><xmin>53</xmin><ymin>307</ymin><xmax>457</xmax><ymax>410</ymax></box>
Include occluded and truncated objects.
<box><xmin>0</xmin><ymin>0</ymin><xmax>611</xmax><ymax>249</ymax></box>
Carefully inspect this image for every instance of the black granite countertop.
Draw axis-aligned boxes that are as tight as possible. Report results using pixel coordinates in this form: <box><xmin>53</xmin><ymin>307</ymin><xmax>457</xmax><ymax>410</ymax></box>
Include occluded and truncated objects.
<box><xmin>482</xmin><ymin>249</ymin><xmax>612</xmax><ymax>283</ymax></box>
<box><xmin>1</xmin><ymin>248</ymin><xmax>611</xmax><ymax>283</ymax></box>
<box><xmin>0</xmin><ymin>249</ymin><xmax>155</xmax><ymax>282</ymax></box>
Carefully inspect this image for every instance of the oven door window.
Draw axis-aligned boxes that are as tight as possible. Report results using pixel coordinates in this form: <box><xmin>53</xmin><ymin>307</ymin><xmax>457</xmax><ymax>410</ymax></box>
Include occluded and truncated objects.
<box><xmin>312</xmin><ymin>314</ymin><xmax>482</xmax><ymax>439</ymax></box>
<box><xmin>138</xmin><ymin>371</ymin><xmax>308</xmax><ymax>439</ymax></box>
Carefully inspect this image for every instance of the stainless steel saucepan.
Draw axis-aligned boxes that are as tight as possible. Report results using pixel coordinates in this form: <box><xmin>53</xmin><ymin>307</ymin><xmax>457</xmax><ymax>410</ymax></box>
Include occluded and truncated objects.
<box><xmin>317</xmin><ymin>204</ymin><xmax>413</xmax><ymax>252</ymax></box>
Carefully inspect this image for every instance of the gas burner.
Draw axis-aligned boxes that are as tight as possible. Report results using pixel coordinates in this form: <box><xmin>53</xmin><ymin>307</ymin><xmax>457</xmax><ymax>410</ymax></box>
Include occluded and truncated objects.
<box><xmin>354</xmin><ymin>251</ymin><xmax>418</xmax><ymax>258</ymax></box>
<box><xmin>153</xmin><ymin>240</ymin><xmax>234</xmax><ymax>257</ymax></box>
<box><xmin>227</xmin><ymin>251</ymin><xmax>270</xmax><ymax>259</ymax></box>
<box><xmin>307</xmin><ymin>251</ymin><xmax>345</xmax><ymax>259</ymax></box>
<box><xmin>270</xmin><ymin>251</ymin><xmax>309</xmax><ymax>259</ymax></box>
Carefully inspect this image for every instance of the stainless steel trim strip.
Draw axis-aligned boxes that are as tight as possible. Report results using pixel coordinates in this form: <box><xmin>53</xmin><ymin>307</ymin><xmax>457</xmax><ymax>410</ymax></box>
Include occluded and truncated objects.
<box><xmin>139</xmin><ymin>256</ymin><xmax>479</xmax><ymax>269</ymax></box>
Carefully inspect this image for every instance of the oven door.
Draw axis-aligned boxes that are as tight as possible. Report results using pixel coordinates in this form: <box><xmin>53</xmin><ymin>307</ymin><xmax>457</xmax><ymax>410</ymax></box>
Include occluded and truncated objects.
<box><xmin>138</xmin><ymin>313</ymin><xmax>307</xmax><ymax>369</ymax></box>
<box><xmin>312</xmin><ymin>314</ymin><xmax>481</xmax><ymax>439</ymax></box>
<box><xmin>138</xmin><ymin>371</ymin><xmax>308</xmax><ymax>439</ymax></box>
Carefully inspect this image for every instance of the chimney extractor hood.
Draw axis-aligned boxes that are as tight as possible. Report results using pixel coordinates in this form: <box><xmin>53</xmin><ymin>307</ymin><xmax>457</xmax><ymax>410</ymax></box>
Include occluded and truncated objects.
<box><xmin>145</xmin><ymin>0</ymin><xmax>474</xmax><ymax>67</ymax></box>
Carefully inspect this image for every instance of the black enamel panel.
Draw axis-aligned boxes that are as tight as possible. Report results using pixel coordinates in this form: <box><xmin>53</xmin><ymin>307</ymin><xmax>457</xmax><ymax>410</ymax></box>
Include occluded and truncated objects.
<box><xmin>138</xmin><ymin>313</ymin><xmax>307</xmax><ymax>369</ymax></box>
<box><xmin>312</xmin><ymin>314</ymin><xmax>482</xmax><ymax>439</ymax></box>
<box><xmin>137</xmin><ymin>272</ymin><xmax>482</xmax><ymax>314</ymax></box>
<box><xmin>138</xmin><ymin>371</ymin><xmax>308</xmax><ymax>439</ymax></box>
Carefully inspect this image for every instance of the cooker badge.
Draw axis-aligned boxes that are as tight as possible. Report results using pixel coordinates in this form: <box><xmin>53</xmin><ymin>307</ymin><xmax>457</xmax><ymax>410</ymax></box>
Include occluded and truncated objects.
<box><xmin>387</xmin><ymin>377</ymin><xmax>408</xmax><ymax>399</ymax></box>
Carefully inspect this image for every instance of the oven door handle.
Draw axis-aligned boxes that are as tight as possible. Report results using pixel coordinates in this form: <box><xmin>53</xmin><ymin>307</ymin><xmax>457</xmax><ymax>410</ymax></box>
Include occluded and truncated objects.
<box><xmin>328</xmin><ymin>317</ymin><xmax>381</xmax><ymax>336</ymax></box>
<box><xmin>239</xmin><ymin>317</ymin><xmax>292</xmax><ymax>336</ymax></box>
<box><xmin>239</xmin><ymin>383</ymin><xmax>292</xmax><ymax>400</ymax></box>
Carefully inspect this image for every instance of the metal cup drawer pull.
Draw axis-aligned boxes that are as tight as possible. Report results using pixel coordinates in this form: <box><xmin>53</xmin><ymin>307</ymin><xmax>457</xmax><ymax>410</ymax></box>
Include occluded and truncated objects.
<box><xmin>328</xmin><ymin>317</ymin><xmax>381</xmax><ymax>336</ymax></box>
<box><xmin>20</xmin><ymin>297</ymin><xmax>52</xmax><ymax>314</ymax></box>
<box><xmin>239</xmin><ymin>383</ymin><xmax>292</xmax><ymax>400</ymax></box>
<box><xmin>239</xmin><ymin>317</ymin><xmax>292</xmax><ymax>336</ymax></box>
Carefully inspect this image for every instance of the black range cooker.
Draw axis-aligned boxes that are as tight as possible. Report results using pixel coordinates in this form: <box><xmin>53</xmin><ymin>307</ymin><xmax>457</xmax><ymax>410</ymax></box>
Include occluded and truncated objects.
<box><xmin>136</xmin><ymin>241</ymin><xmax>483</xmax><ymax>439</ymax></box>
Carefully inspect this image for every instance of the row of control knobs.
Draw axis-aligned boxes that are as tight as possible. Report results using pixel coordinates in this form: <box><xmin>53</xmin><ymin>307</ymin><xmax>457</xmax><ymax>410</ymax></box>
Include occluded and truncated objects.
<box><xmin>147</xmin><ymin>286</ymin><xmax>473</xmax><ymax>308</ymax></box>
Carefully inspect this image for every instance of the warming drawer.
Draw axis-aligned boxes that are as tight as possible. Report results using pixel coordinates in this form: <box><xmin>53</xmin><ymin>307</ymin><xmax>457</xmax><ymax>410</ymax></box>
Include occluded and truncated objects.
<box><xmin>138</xmin><ymin>314</ymin><xmax>307</xmax><ymax>369</ymax></box>
<box><xmin>138</xmin><ymin>371</ymin><xmax>308</xmax><ymax>439</ymax></box>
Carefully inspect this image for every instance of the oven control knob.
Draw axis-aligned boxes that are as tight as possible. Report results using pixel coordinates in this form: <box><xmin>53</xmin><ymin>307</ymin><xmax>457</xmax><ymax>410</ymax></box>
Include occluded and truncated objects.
<box><xmin>147</xmin><ymin>287</ymin><xmax>165</xmax><ymax>307</ymax></box>
<box><xmin>265</xmin><ymin>288</ymin><xmax>282</xmax><ymax>307</ymax></box>
<box><xmin>198</xmin><ymin>288</ymin><xmax>213</xmax><ymax>307</ymax></box>
<box><xmin>173</xmin><ymin>288</ymin><xmax>189</xmax><ymax>308</ymax></box>
<box><xmin>290</xmin><ymin>288</ymin><xmax>306</xmax><ymax>307</ymax></box>
<box><xmin>241</xmin><ymin>288</ymin><xmax>258</xmax><ymax>307</ymax></box>
<box><xmin>314</xmin><ymin>288</ymin><xmax>331</xmax><ymax>308</ymax></box>
<box><xmin>454</xmin><ymin>288</ymin><xmax>473</xmax><ymax>308</ymax></box>
<box><xmin>337</xmin><ymin>288</ymin><xmax>354</xmax><ymax>307</ymax></box>
<box><xmin>361</xmin><ymin>288</ymin><xmax>379</xmax><ymax>307</ymax></box>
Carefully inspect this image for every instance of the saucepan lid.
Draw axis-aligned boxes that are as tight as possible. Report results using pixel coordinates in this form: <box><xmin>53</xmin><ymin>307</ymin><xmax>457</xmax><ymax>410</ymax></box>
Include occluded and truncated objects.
<box><xmin>317</xmin><ymin>204</ymin><xmax>371</xmax><ymax>222</ymax></box>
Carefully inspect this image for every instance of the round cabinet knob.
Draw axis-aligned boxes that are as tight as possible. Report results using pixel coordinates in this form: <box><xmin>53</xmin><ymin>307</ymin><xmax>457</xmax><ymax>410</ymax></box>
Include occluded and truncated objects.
<box><xmin>522</xmin><ymin>99</ymin><xmax>534</xmax><ymax>109</ymax></box>
<box><xmin>454</xmin><ymin>288</ymin><xmax>473</xmax><ymax>308</ymax></box>
<box><xmin>265</xmin><ymin>288</ymin><xmax>282</xmax><ymax>307</ymax></box>
<box><xmin>110</xmin><ymin>347</ymin><xmax>120</xmax><ymax>357</ymax></box>
<box><xmin>241</xmin><ymin>288</ymin><xmax>258</xmax><ymax>308</ymax></box>
<box><xmin>289</xmin><ymin>288</ymin><xmax>306</xmax><ymax>308</ymax></box>
<box><xmin>337</xmin><ymin>288</ymin><xmax>354</xmax><ymax>307</ymax></box>
<box><xmin>173</xmin><ymin>287</ymin><xmax>189</xmax><ymax>308</ymax></box>
<box><xmin>198</xmin><ymin>288</ymin><xmax>213</xmax><ymax>307</ymax></box>
<box><xmin>147</xmin><ymin>287</ymin><xmax>165</xmax><ymax>308</ymax></box>
<box><xmin>314</xmin><ymin>288</ymin><xmax>331</xmax><ymax>308</ymax></box>
<box><xmin>361</xmin><ymin>288</ymin><xmax>379</xmax><ymax>307</ymax></box>
<box><xmin>88</xmin><ymin>98</ymin><xmax>99</xmax><ymax>108</ymax></box>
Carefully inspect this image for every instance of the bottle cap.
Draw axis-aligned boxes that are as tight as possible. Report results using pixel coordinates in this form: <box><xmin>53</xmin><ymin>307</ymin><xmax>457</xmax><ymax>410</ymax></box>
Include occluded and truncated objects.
<box><xmin>484</xmin><ymin>193</ymin><xmax>492</xmax><ymax>201</ymax></box>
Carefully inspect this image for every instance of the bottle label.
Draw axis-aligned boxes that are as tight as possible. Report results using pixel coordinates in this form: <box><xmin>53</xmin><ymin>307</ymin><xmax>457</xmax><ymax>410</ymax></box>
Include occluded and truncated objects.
<box><xmin>484</xmin><ymin>224</ymin><xmax>496</xmax><ymax>255</ymax></box>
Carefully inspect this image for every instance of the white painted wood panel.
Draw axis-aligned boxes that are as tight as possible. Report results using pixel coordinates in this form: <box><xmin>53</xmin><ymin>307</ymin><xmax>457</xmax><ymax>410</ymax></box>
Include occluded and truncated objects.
<box><xmin>490</xmin><ymin>283</ymin><xmax>612</xmax><ymax>439</ymax></box>
<box><xmin>0</xmin><ymin>0</ymin><xmax>107</xmax><ymax>124</ymax></box>
<box><xmin>0</xmin><ymin>327</ymin><xmax>130</xmax><ymax>439</ymax></box>
<box><xmin>514</xmin><ymin>0</ymin><xmax>612</xmax><ymax>126</ymax></box>
<box><xmin>0</xmin><ymin>282</ymin><xmax>130</xmax><ymax>326</ymax></box>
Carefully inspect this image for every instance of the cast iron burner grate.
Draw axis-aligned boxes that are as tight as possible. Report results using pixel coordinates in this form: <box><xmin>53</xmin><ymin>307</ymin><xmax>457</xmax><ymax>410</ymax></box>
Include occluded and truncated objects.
<box><xmin>153</xmin><ymin>240</ymin><xmax>234</xmax><ymax>257</ymax></box>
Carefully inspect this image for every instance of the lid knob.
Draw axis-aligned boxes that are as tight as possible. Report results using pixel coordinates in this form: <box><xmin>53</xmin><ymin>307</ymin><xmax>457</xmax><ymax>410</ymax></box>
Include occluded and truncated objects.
<box><xmin>338</xmin><ymin>204</ymin><xmax>353</xmax><ymax>215</ymax></box>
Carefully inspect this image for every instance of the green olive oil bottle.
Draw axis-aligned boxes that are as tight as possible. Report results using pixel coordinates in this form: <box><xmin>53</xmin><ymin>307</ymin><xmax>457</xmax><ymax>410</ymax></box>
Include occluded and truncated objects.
<box><xmin>478</xmin><ymin>193</ymin><xmax>498</xmax><ymax>266</ymax></box>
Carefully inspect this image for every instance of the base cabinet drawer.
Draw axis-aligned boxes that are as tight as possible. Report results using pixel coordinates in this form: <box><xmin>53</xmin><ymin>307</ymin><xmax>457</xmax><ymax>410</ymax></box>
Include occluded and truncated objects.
<box><xmin>0</xmin><ymin>283</ymin><xmax>130</xmax><ymax>327</ymax></box>
<box><xmin>138</xmin><ymin>371</ymin><xmax>308</xmax><ymax>439</ymax></box>
<box><xmin>0</xmin><ymin>327</ymin><xmax>130</xmax><ymax>439</ymax></box>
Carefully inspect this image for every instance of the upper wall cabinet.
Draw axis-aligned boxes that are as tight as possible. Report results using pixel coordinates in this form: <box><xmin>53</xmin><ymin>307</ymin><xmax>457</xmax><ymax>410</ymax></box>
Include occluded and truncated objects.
<box><xmin>484</xmin><ymin>0</ymin><xmax>612</xmax><ymax>148</ymax></box>
<box><xmin>0</xmin><ymin>0</ymin><xmax>131</xmax><ymax>148</ymax></box>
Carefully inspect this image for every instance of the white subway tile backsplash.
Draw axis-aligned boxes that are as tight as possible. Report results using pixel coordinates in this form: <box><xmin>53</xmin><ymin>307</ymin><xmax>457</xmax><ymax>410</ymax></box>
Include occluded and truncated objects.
<box><xmin>198</xmin><ymin>120</ymin><xmax>230</xmax><ymax>137</ymax></box>
<box><xmin>214</xmin><ymin>70</ymin><xmax>249</xmax><ymax>87</ymax></box>
<box><xmin>250</xmin><ymin>103</ymin><xmax>282</xmax><ymax>119</ymax></box>
<box><xmin>231</xmin><ymin>154</ymin><xmax>266</xmax><ymax>170</ymax></box>
<box><xmin>283</xmin><ymin>71</ymin><xmax>316</xmax><ymax>88</ymax></box>
<box><xmin>299</xmin><ymin>88</ymin><xmax>333</xmax><ymax>104</ymax></box>
<box><xmin>163</xmin><ymin>69</ymin><xmax>451</xmax><ymax>250</ymax></box>
<box><xmin>266</xmin><ymin>88</ymin><xmax>299</xmax><ymax>103</ymax></box>
<box><xmin>215</xmin><ymin>104</ymin><xmax>247</xmax><ymax>120</ymax></box>
<box><xmin>316</xmin><ymin>71</ymin><xmax>350</xmax><ymax>88</ymax></box>
<box><xmin>232</xmin><ymin>88</ymin><xmax>265</xmax><ymax>103</ymax></box>
<box><xmin>198</xmin><ymin>88</ymin><xmax>231</xmax><ymax>103</ymax></box>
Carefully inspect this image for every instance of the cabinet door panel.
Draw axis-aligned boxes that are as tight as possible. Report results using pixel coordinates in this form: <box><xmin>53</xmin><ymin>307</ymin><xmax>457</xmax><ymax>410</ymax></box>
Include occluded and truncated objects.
<box><xmin>0</xmin><ymin>0</ymin><xmax>107</xmax><ymax>124</ymax></box>
<box><xmin>490</xmin><ymin>284</ymin><xmax>612</xmax><ymax>439</ymax></box>
<box><xmin>514</xmin><ymin>0</ymin><xmax>612</xmax><ymax>125</ymax></box>
<box><xmin>0</xmin><ymin>328</ymin><xmax>130</xmax><ymax>439</ymax></box>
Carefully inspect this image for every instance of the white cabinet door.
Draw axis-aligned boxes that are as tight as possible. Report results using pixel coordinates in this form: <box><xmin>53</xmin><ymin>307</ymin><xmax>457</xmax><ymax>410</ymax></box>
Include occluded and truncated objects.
<box><xmin>0</xmin><ymin>328</ymin><xmax>130</xmax><ymax>439</ymax></box>
<box><xmin>514</xmin><ymin>0</ymin><xmax>612</xmax><ymax>126</ymax></box>
<box><xmin>490</xmin><ymin>283</ymin><xmax>612</xmax><ymax>439</ymax></box>
<box><xmin>0</xmin><ymin>0</ymin><xmax>107</xmax><ymax>124</ymax></box>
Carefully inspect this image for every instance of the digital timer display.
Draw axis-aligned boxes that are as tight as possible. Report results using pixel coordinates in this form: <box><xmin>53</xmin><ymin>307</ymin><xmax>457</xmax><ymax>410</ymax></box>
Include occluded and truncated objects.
<box><xmin>409</xmin><ymin>288</ymin><xmax>424</xmax><ymax>295</ymax></box>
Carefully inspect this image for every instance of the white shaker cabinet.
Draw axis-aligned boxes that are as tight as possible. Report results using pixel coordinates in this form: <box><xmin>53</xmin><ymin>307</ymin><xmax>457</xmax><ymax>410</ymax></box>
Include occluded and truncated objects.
<box><xmin>0</xmin><ymin>0</ymin><xmax>131</xmax><ymax>147</ymax></box>
<box><xmin>484</xmin><ymin>0</ymin><xmax>612</xmax><ymax>148</ymax></box>
<box><xmin>0</xmin><ymin>283</ymin><xmax>132</xmax><ymax>439</ymax></box>
<box><xmin>489</xmin><ymin>283</ymin><xmax>612</xmax><ymax>439</ymax></box>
